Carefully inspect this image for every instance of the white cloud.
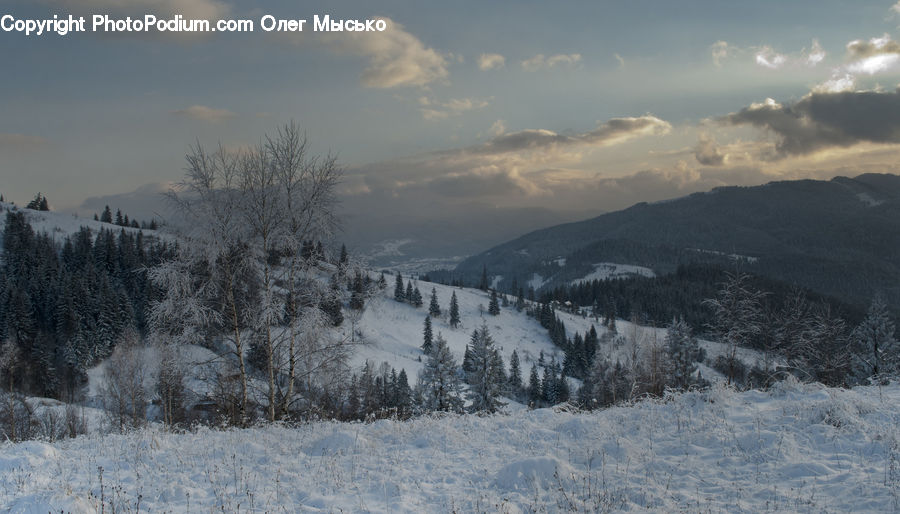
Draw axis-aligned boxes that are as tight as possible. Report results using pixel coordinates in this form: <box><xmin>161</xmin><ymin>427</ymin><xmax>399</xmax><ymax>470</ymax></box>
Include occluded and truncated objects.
<box><xmin>489</xmin><ymin>120</ymin><xmax>506</xmax><ymax>137</ymax></box>
<box><xmin>813</xmin><ymin>74</ymin><xmax>856</xmax><ymax>93</ymax></box>
<box><xmin>755</xmin><ymin>46</ymin><xmax>788</xmax><ymax>69</ymax></box>
<box><xmin>718</xmin><ymin>40</ymin><xmax>825</xmax><ymax>70</ymax></box>
<box><xmin>478</xmin><ymin>53</ymin><xmax>506</xmax><ymax>71</ymax></box>
<box><xmin>845</xmin><ymin>34</ymin><xmax>900</xmax><ymax>74</ymax></box>
<box><xmin>325</xmin><ymin>17</ymin><xmax>448</xmax><ymax>88</ymax></box>
<box><xmin>172</xmin><ymin>105</ymin><xmax>235</xmax><ymax>122</ymax></box>
<box><xmin>807</xmin><ymin>39</ymin><xmax>826</xmax><ymax>66</ymax></box>
<box><xmin>614</xmin><ymin>53</ymin><xmax>625</xmax><ymax>68</ymax></box>
<box><xmin>710</xmin><ymin>40</ymin><xmax>731</xmax><ymax>67</ymax></box>
<box><xmin>521</xmin><ymin>53</ymin><xmax>581</xmax><ymax>72</ymax></box>
<box><xmin>420</xmin><ymin>97</ymin><xmax>489</xmax><ymax>121</ymax></box>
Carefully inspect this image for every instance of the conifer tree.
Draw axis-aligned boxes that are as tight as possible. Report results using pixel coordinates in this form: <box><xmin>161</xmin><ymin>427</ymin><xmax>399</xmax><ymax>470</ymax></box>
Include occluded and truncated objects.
<box><xmin>449</xmin><ymin>291</ymin><xmax>461</xmax><ymax>328</ymax></box>
<box><xmin>666</xmin><ymin>317</ymin><xmax>700</xmax><ymax>389</ymax></box>
<box><xmin>488</xmin><ymin>290</ymin><xmax>501</xmax><ymax>316</ymax></box>
<box><xmin>852</xmin><ymin>296</ymin><xmax>899</xmax><ymax>379</ymax></box>
<box><xmin>542</xmin><ymin>364</ymin><xmax>557</xmax><ymax>405</ymax></box>
<box><xmin>338</xmin><ymin>244</ymin><xmax>348</xmax><ymax>269</ymax></box>
<box><xmin>394</xmin><ymin>273</ymin><xmax>405</xmax><ymax>302</ymax></box>
<box><xmin>465</xmin><ymin>322</ymin><xmax>506</xmax><ymax>413</ymax></box>
<box><xmin>429</xmin><ymin>287</ymin><xmax>441</xmax><ymax>317</ymax></box>
<box><xmin>508</xmin><ymin>349</ymin><xmax>523</xmax><ymax>396</ymax></box>
<box><xmin>418</xmin><ymin>334</ymin><xmax>463</xmax><ymax>412</ymax></box>
<box><xmin>412</xmin><ymin>286</ymin><xmax>423</xmax><ymax>308</ymax></box>
<box><xmin>100</xmin><ymin>205</ymin><xmax>113</xmax><ymax>224</ymax></box>
<box><xmin>528</xmin><ymin>364</ymin><xmax>542</xmax><ymax>407</ymax></box>
<box><xmin>422</xmin><ymin>315</ymin><xmax>433</xmax><ymax>354</ymax></box>
<box><xmin>394</xmin><ymin>369</ymin><xmax>412</xmax><ymax>417</ymax></box>
<box><xmin>479</xmin><ymin>265</ymin><xmax>489</xmax><ymax>291</ymax></box>
<box><xmin>349</xmin><ymin>272</ymin><xmax>366</xmax><ymax>310</ymax></box>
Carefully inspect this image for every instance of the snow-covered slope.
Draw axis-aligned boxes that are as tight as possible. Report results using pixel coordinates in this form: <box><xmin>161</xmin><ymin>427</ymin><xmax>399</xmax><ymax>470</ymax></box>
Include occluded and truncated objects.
<box><xmin>0</xmin><ymin>202</ymin><xmax>156</xmax><ymax>245</ymax></box>
<box><xmin>345</xmin><ymin>275</ymin><xmax>766</xmax><ymax>386</ymax></box>
<box><xmin>571</xmin><ymin>262</ymin><xmax>656</xmax><ymax>284</ymax></box>
<box><xmin>3</xmin><ymin>380</ymin><xmax>900</xmax><ymax>512</ymax></box>
<box><xmin>348</xmin><ymin>280</ymin><xmax>570</xmax><ymax>378</ymax></box>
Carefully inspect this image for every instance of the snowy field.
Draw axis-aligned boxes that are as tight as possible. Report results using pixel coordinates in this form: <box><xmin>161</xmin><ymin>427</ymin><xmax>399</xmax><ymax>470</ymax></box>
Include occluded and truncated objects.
<box><xmin>3</xmin><ymin>380</ymin><xmax>900</xmax><ymax>512</ymax></box>
<box><xmin>571</xmin><ymin>262</ymin><xmax>656</xmax><ymax>285</ymax></box>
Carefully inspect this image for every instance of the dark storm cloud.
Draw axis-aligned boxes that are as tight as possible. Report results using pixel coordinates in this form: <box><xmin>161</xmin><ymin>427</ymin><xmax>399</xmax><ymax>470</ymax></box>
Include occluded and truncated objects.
<box><xmin>722</xmin><ymin>90</ymin><xmax>900</xmax><ymax>157</ymax></box>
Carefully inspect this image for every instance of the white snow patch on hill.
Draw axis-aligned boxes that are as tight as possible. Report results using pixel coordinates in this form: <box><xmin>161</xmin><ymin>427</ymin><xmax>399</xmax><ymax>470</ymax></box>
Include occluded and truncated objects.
<box><xmin>528</xmin><ymin>273</ymin><xmax>545</xmax><ymax>291</ymax></box>
<box><xmin>349</xmin><ymin>279</ymin><xmax>568</xmax><ymax>378</ymax></box>
<box><xmin>0</xmin><ymin>202</ymin><xmax>161</xmax><ymax>249</ymax></box>
<box><xmin>4</xmin><ymin>381</ymin><xmax>900</xmax><ymax>512</ymax></box>
<box><xmin>856</xmin><ymin>192</ymin><xmax>884</xmax><ymax>207</ymax></box>
<box><xmin>571</xmin><ymin>262</ymin><xmax>656</xmax><ymax>284</ymax></box>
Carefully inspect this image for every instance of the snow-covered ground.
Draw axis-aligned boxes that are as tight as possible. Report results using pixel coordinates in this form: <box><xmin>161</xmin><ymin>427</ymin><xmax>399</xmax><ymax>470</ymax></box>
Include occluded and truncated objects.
<box><xmin>4</xmin><ymin>380</ymin><xmax>900</xmax><ymax>512</ymax></box>
<box><xmin>348</xmin><ymin>279</ymin><xmax>569</xmax><ymax>379</ymax></box>
<box><xmin>571</xmin><ymin>262</ymin><xmax>656</xmax><ymax>284</ymax></box>
<box><xmin>0</xmin><ymin>201</ymin><xmax>158</xmax><ymax>245</ymax></box>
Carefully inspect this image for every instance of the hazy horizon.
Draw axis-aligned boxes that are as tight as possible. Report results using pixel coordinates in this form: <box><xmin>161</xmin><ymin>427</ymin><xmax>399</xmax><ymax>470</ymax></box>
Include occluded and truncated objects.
<box><xmin>6</xmin><ymin>1</ymin><xmax>900</xmax><ymax>256</ymax></box>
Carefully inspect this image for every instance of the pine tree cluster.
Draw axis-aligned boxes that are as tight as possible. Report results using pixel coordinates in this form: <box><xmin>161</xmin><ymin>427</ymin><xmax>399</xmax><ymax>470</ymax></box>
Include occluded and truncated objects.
<box><xmin>0</xmin><ymin>211</ymin><xmax>172</xmax><ymax>398</ymax></box>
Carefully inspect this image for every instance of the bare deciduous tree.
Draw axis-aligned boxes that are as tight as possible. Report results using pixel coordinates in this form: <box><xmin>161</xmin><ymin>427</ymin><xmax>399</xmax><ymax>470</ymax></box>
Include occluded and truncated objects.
<box><xmin>151</xmin><ymin>122</ymin><xmax>347</xmax><ymax>424</ymax></box>
<box><xmin>100</xmin><ymin>330</ymin><xmax>148</xmax><ymax>432</ymax></box>
<box><xmin>704</xmin><ymin>272</ymin><xmax>766</xmax><ymax>385</ymax></box>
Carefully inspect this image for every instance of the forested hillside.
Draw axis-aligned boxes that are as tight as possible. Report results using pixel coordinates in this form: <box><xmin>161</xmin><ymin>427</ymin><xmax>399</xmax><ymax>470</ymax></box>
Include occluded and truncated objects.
<box><xmin>0</xmin><ymin>203</ymin><xmax>171</xmax><ymax>399</ymax></box>
<box><xmin>452</xmin><ymin>174</ymin><xmax>900</xmax><ymax>312</ymax></box>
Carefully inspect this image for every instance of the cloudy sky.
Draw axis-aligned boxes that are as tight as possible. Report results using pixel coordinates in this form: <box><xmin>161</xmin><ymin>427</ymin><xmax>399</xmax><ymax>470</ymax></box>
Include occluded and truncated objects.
<box><xmin>4</xmin><ymin>0</ymin><xmax>900</xmax><ymax>254</ymax></box>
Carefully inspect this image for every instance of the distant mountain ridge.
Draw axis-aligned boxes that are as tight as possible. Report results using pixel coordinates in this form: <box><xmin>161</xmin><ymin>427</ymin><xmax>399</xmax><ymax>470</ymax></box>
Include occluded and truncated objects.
<box><xmin>453</xmin><ymin>173</ymin><xmax>900</xmax><ymax>310</ymax></box>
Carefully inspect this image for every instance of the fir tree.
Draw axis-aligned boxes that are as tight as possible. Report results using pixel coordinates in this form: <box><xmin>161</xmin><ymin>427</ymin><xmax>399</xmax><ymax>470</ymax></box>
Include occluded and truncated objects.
<box><xmin>465</xmin><ymin>322</ymin><xmax>506</xmax><ymax>413</ymax></box>
<box><xmin>26</xmin><ymin>193</ymin><xmax>49</xmax><ymax>211</ymax></box>
<box><xmin>542</xmin><ymin>364</ymin><xmax>557</xmax><ymax>405</ymax></box>
<box><xmin>528</xmin><ymin>364</ymin><xmax>542</xmax><ymax>407</ymax></box>
<box><xmin>349</xmin><ymin>272</ymin><xmax>366</xmax><ymax>310</ymax></box>
<box><xmin>100</xmin><ymin>205</ymin><xmax>113</xmax><ymax>224</ymax></box>
<box><xmin>418</xmin><ymin>334</ymin><xmax>463</xmax><ymax>412</ymax></box>
<box><xmin>321</xmin><ymin>275</ymin><xmax>344</xmax><ymax>326</ymax></box>
<box><xmin>449</xmin><ymin>291</ymin><xmax>461</xmax><ymax>328</ymax></box>
<box><xmin>851</xmin><ymin>296</ymin><xmax>899</xmax><ymax>379</ymax></box>
<box><xmin>666</xmin><ymin>317</ymin><xmax>700</xmax><ymax>390</ymax></box>
<box><xmin>508</xmin><ymin>349</ymin><xmax>523</xmax><ymax>396</ymax></box>
<box><xmin>378</xmin><ymin>272</ymin><xmax>387</xmax><ymax>289</ymax></box>
<box><xmin>394</xmin><ymin>369</ymin><xmax>412</xmax><ymax>417</ymax></box>
<box><xmin>479</xmin><ymin>265</ymin><xmax>489</xmax><ymax>291</ymax></box>
<box><xmin>394</xmin><ymin>273</ymin><xmax>405</xmax><ymax>302</ymax></box>
<box><xmin>411</xmin><ymin>286</ymin><xmax>423</xmax><ymax>308</ymax></box>
<box><xmin>422</xmin><ymin>316</ymin><xmax>434</xmax><ymax>354</ymax></box>
<box><xmin>429</xmin><ymin>287</ymin><xmax>441</xmax><ymax>318</ymax></box>
<box><xmin>556</xmin><ymin>373</ymin><xmax>570</xmax><ymax>403</ymax></box>
<box><xmin>405</xmin><ymin>282</ymin><xmax>414</xmax><ymax>304</ymax></box>
<box><xmin>488</xmin><ymin>290</ymin><xmax>501</xmax><ymax>316</ymax></box>
<box><xmin>338</xmin><ymin>244</ymin><xmax>348</xmax><ymax>269</ymax></box>
<box><xmin>347</xmin><ymin>375</ymin><xmax>361</xmax><ymax>419</ymax></box>
<box><xmin>462</xmin><ymin>344</ymin><xmax>475</xmax><ymax>377</ymax></box>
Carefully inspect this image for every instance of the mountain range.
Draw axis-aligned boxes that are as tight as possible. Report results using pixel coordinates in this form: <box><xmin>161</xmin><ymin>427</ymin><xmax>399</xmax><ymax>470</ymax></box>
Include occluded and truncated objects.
<box><xmin>452</xmin><ymin>173</ymin><xmax>900</xmax><ymax>312</ymax></box>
